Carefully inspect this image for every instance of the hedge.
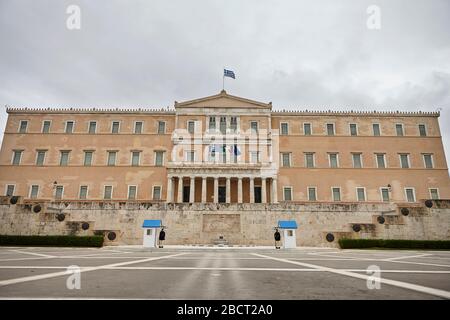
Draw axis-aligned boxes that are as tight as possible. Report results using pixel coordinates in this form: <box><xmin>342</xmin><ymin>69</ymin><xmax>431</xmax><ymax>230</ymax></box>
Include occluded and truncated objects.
<box><xmin>339</xmin><ymin>239</ymin><xmax>450</xmax><ymax>250</ymax></box>
<box><xmin>0</xmin><ymin>235</ymin><xmax>104</xmax><ymax>247</ymax></box>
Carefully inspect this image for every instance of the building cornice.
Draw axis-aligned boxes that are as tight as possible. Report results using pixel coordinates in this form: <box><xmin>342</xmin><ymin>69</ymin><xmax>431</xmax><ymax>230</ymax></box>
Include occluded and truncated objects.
<box><xmin>272</xmin><ymin>110</ymin><xmax>440</xmax><ymax>117</ymax></box>
<box><xmin>6</xmin><ymin>107</ymin><xmax>175</xmax><ymax>115</ymax></box>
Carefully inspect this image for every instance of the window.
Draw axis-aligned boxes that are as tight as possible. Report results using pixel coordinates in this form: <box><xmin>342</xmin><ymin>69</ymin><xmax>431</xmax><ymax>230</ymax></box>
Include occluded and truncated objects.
<box><xmin>281</xmin><ymin>153</ymin><xmax>291</xmax><ymax>167</ymax></box>
<box><xmin>19</xmin><ymin>120</ymin><xmax>28</xmax><ymax>133</ymax></box>
<box><xmin>128</xmin><ymin>186</ymin><xmax>137</xmax><ymax>200</ymax></box>
<box><xmin>12</xmin><ymin>150</ymin><xmax>23</xmax><ymax>165</ymax></box>
<box><xmin>134</xmin><ymin>121</ymin><xmax>143</xmax><ymax>134</ymax></box>
<box><xmin>153</xmin><ymin>186</ymin><xmax>161</xmax><ymax>200</ymax></box>
<box><xmin>308</xmin><ymin>187</ymin><xmax>317</xmax><ymax>201</ymax></box>
<box><xmin>250</xmin><ymin>151</ymin><xmax>259</xmax><ymax>164</ymax></box>
<box><xmin>131</xmin><ymin>151</ymin><xmax>141</xmax><ymax>166</ymax></box>
<box><xmin>352</xmin><ymin>153</ymin><xmax>362</xmax><ymax>168</ymax></box>
<box><xmin>220</xmin><ymin>117</ymin><xmax>227</xmax><ymax>134</ymax></box>
<box><xmin>399</xmin><ymin>154</ymin><xmax>410</xmax><ymax>168</ymax></box>
<box><xmin>55</xmin><ymin>186</ymin><xmax>64</xmax><ymax>200</ymax></box>
<box><xmin>250</xmin><ymin>121</ymin><xmax>258</xmax><ymax>134</ymax></box>
<box><xmin>209</xmin><ymin>146</ymin><xmax>216</xmax><ymax>162</ymax></box>
<box><xmin>349</xmin><ymin>124</ymin><xmax>358</xmax><ymax>136</ymax></box>
<box><xmin>84</xmin><ymin>151</ymin><xmax>93</xmax><ymax>166</ymax></box>
<box><xmin>287</xmin><ymin>230</ymin><xmax>294</xmax><ymax>237</ymax></box>
<box><xmin>65</xmin><ymin>121</ymin><xmax>74</xmax><ymax>133</ymax></box>
<box><xmin>186</xmin><ymin>150</ymin><xmax>195</xmax><ymax>162</ymax></box>
<box><xmin>36</xmin><ymin>150</ymin><xmax>46</xmax><ymax>166</ymax></box>
<box><xmin>158</xmin><ymin>121</ymin><xmax>166</xmax><ymax>134</ymax></box>
<box><xmin>188</xmin><ymin>121</ymin><xmax>195</xmax><ymax>134</ymax></box>
<box><xmin>155</xmin><ymin>151</ymin><xmax>164</xmax><ymax>166</ymax></box>
<box><xmin>372</xmin><ymin>123</ymin><xmax>381</xmax><ymax>136</ymax></box>
<box><xmin>429</xmin><ymin>188</ymin><xmax>439</xmax><ymax>200</ymax></box>
<box><xmin>111</xmin><ymin>121</ymin><xmax>120</xmax><ymax>134</ymax></box>
<box><xmin>305</xmin><ymin>153</ymin><xmax>315</xmax><ymax>168</ymax></box>
<box><xmin>419</xmin><ymin>124</ymin><xmax>427</xmax><ymax>137</ymax></box>
<box><xmin>405</xmin><ymin>188</ymin><xmax>416</xmax><ymax>202</ymax></box>
<box><xmin>88</xmin><ymin>121</ymin><xmax>97</xmax><ymax>134</ymax></box>
<box><xmin>332</xmin><ymin>187</ymin><xmax>341</xmax><ymax>201</ymax></box>
<box><xmin>103</xmin><ymin>186</ymin><xmax>113</xmax><ymax>200</ymax></box>
<box><xmin>329</xmin><ymin>153</ymin><xmax>338</xmax><ymax>168</ymax></box>
<box><xmin>107</xmin><ymin>151</ymin><xmax>117</xmax><ymax>166</ymax></box>
<box><xmin>59</xmin><ymin>151</ymin><xmax>70</xmax><ymax>166</ymax></box>
<box><xmin>230</xmin><ymin>117</ymin><xmax>237</xmax><ymax>132</ymax></box>
<box><xmin>30</xmin><ymin>185</ymin><xmax>39</xmax><ymax>199</ymax></box>
<box><xmin>6</xmin><ymin>185</ymin><xmax>15</xmax><ymax>196</ymax></box>
<box><xmin>209</xmin><ymin>117</ymin><xmax>216</xmax><ymax>130</ymax></box>
<box><xmin>356</xmin><ymin>187</ymin><xmax>366</xmax><ymax>201</ymax></box>
<box><xmin>423</xmin><ymin>154</ymin><xmax>433</xmax><ymax>169</ymax></box>
<box><xmin>303</xmin><ymin>123</ymin><xmax>312</xmax><ymax>135</ymax></box>
<box><xmin>380</xmin><ymin>188</ymin><xmax>390</xmax><ymax>202</ymax></box>
<box><xmin>42</xmin><ymin>120</ymin><xmax>51</xmax><ymax>133</ymax></box>
<box><xmin>376</xmin><ymin>153</ymin><xmax>386</xmax><ymax>168</ymax></box>
<box><xmin>396</xmin><ymin>124</ymin><xmax>404</xmax><ymax>136</ymax></box>
<box><xmin>326</xmin><ymin>123</ymin><xmax>335</xmax><ymax>136</ymax></box>
<box><xmin>280</xmin><ymin>122</ymin><xmax>289</xmax><ymax>135</ymax></box>
<box><xmin>283</xmin><ymin>187</ymin><xmax>292</xmax><ymax>201</ymax></box>
<box><xmin>79</xmin><ymin>186</ymin><xmax>88</xmax><ymax>199</ymax></box>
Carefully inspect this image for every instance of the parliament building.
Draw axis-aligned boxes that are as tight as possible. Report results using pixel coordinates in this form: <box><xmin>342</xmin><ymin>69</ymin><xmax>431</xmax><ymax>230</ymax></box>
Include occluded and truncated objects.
<box><xmin>0</xmin><ymin>91</ymin><xmax>449</xmax><ymax>246</ymax></box>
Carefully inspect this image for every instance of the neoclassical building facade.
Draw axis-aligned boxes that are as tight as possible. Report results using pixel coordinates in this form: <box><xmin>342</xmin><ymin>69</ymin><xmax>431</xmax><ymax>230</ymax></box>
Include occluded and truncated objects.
<box><xmin>0</xmin><ymin>90</ymin><xmax>449</xmax><ymax>205</ymax></box>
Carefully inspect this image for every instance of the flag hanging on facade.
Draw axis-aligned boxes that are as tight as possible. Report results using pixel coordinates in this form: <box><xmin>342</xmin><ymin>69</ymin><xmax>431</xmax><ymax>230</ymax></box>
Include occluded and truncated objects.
<box><xmin>224</xmin><ymin>69</ymin><xmax>236</xmax><ymax>79</ymax></box>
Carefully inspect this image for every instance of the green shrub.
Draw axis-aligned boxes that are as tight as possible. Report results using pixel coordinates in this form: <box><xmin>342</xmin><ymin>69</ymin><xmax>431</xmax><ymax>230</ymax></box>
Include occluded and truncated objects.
<box><xmin>0</xmin><ymin>235</ymin><xmax>104</xmax><ymax>247</ymax></box>
<box><xmin>339</xmin><ymin>239</ymin><xmax>450</xmax><ymax>250</ymax></box>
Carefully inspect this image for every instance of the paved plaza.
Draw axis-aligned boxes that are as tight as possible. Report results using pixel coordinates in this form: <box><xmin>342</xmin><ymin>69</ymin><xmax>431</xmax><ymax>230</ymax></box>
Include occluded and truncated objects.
<box><xmin>0</xmin><ymin>246</ymin><xmax>449</xmax><ymax>300</ymax></box>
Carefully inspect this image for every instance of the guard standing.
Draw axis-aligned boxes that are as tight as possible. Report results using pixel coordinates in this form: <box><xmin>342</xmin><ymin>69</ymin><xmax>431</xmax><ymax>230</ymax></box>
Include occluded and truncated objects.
<box><xmin>274</xmin><ymin>228</ymin><xmax>281</xmax><ymax>249</ymax></box>
<box><xmin>158</xmin><ymin>228</ymin><xmax>166</xmax><ymax>248</ymax></box>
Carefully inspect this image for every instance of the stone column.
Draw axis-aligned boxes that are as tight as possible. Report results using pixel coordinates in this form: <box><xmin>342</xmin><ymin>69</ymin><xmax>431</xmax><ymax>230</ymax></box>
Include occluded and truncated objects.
<box><xmin>213</xmin><ymin>177</ymin><xmax>219</xmax><ymax>203</ymax></box>
<box><xmin>201</xmin><ymin>177</ymin><xmax>207</xmax><ymax>203</ymax></box>
<box><xmin>177</xmin><ymin>176</ymin><xmax>183</xmax><ymax>203</ymax></box>
<box><xmin>226</xmin><ymin>177</ymin><xmax>231</xmax><ymax>203</ymax></box>
<box><xmin>261</xmin><ymin>178</ymin><xmax>267</xmax><ymax>203</ymax></box>
<box><xmin>166</xmin><ymin>176</ymin><xmax>173</xmax><ymax>202</ymax></box>
<box><xmin>272</xmin><ymin>177</ymin><xmax>278</xmax><ymax>203</ymax></box>
<box><xmin>250</xmin><ymin>177</ymin><xmax>255</xmax><ymax>203</ymax></box>
<box><xmin>237</xmin><ymin>177</ymin><xmax>243</xmax><ymax>203</ymax></box>
<box><xmin>189</xmin><ymin>176</ymin><xmax>195</xmax><ymax>203</ymax></box>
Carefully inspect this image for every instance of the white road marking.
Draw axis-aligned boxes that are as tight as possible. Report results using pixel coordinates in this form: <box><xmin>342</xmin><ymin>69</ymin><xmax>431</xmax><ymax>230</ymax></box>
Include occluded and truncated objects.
<box><xmin>0</xmin><ymin>252</ymin><xmax>187</xmax><ymax>287</ymax></box>
<box><xmin>252</xmin><ymin>253</ymin><xmax>450</xmax><ymax>299</ymax></box>
<box><xmin>8</xmin><ymin>250</ymin><xmax>55</xmax><ymax>258</ymax></box>
<box><xmin>0</xmin><ymin>265</ymin><xmax>449</xmax><ymax>274</ymax></box>
<box><xmin>383</xmin><ymin>254</ymin><xmax>433</xmax><ymax>261</ymax></box>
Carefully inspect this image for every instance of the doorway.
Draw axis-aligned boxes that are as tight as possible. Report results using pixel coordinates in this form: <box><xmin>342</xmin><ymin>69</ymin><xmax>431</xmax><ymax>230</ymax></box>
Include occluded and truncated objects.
<box><xmin>183</xmin><ymin>186</ymin><xmax>190</xmax><ymax>202</ymax></box>
<box><xmin>218</xmin><ymin>186</ymin><xmax>226</xmax><ymax>203</ymax></box>
<box><xmin>254</xmin><ymin>186</ymin><xmax>262</xmax><ymax>203</ymax></box>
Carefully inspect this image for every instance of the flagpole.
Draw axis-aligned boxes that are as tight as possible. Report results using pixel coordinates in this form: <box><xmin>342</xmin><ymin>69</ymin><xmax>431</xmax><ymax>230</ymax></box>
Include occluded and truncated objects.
<box><xmin>222</xmin><ymin>66</ymin><xmax>225</xmax><ymax>91</ymax></box>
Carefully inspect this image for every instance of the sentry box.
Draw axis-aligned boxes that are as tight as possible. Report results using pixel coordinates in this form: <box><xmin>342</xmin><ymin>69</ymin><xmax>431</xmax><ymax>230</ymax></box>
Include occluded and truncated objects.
<box><xmin>142</xmin><ymin>219</ymin><xmax>164</xmax><ymax>248</ymax></box>
<box><xmin>277</xmin><ymin>220</ymin><xmax>298</xmax><ymax>249</ymax></box>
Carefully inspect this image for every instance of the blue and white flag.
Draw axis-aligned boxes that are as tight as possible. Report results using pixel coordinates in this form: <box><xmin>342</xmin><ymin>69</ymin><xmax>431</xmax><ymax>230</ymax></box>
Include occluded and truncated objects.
<box><xmin>224</xmin><ymin>69</ymin><xmax>236</xmax><ymax>79</ymax></box>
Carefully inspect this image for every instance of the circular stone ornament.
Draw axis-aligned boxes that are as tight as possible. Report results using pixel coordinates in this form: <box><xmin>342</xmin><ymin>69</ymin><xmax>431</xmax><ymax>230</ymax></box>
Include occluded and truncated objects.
<box><xmin>424</xmin><ymin>200</ymin><xmax>433</xmax><ymax>208</ymax></box>
<box><xmin>352</xmin><ymin>224</ymin><xmax>361</xmax><ymax>232</ymax></box>
<box><xmin>9</xmin><ymin>196</ymin><xmax>19</xmax><ymax>205</ymax></box>
<box><xmin>401</xmin><ymin>208</ymin><xmax>410</xmax><ymax>216</ymax></box>
<box><xmin>56</xmin><ymin>213</ymin><xmax>65</xmax><ymax>221</ymax></box>
<box><xmin>107</xmin><ymin>232</ymin><xmax>117</xmax><ymax>241</ymax></box>
<box><xmin>377</xmin><ymin>216</ymin><xmax>385</xmax><ymax>224</ymax></box>
<box><xmin>326</xmin><ymin>233</ymin><xmax>335</xmax><ymax>242</ymax></box>
<box><xmin>81</xmin><ymin>222</ymin><xmax>90</xmax><ymax>230</ymax></box>
<box><xmin>33</xmin><ymin>205</ymin><xmax>42</xmax><ymax>213</ymax></box>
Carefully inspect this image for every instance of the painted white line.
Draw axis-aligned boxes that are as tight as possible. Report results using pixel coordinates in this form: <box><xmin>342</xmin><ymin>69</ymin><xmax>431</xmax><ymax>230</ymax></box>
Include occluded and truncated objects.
<box><xmin>0</xmin><ymin>252</ymin><xmax>187</xmax><ymax>287</ymax></box>
<box><xmin>8</xmin><ymin>250</ymin><xmax>55</xmax><ymax>258</ymax></box>
<box><xmin>252</xmin><ymin>253</ymin><xmax>450</xmax><ymax>299</ymax></box>
<box><xmin>383</xmin><ymin>260</ymin><xmax>450</xmax><ymax>268</ymax></box>
<box><xmin>383</xmin><ymin>254</ymin><xmax>433</xmax><ymax>261</ymax></box>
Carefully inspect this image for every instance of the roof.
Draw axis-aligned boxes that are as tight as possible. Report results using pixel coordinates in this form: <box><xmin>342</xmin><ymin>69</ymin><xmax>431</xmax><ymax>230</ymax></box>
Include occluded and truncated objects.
<box><xmin>278</xmin><ymin>220</ymin><xmax>298</xmax><ymax>229</ymax></box>
<box><xmin>142</xmin><ymin>219</ymin><xmax>162</xmax><ymax>228</ymax></box>
<box><xmin>174</xmin><ymin>90</ymin><xmax>272</xmax><ymax>109</ymax></box>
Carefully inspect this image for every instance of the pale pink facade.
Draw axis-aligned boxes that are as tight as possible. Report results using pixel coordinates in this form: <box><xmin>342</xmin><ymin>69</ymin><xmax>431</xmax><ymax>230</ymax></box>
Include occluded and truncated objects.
<box><xmin>0</xmin><ymin>91</ymin><xmax>449</xmax><ymax>205</ymax></box>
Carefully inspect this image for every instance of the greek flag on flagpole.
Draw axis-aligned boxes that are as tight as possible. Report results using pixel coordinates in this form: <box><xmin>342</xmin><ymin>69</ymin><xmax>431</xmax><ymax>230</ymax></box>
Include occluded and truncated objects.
<box><xmin>224</xmin><ymin>69</ymin><xmax>236</xmax><ymax>79</ymax></box>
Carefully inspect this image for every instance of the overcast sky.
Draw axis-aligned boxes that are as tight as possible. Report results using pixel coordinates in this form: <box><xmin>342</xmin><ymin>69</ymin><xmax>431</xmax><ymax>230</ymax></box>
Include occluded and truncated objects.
<box><xmin>0</xmin><ymin>0</ymin><xmax>449</xmax><ymax>164</ymax></box>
